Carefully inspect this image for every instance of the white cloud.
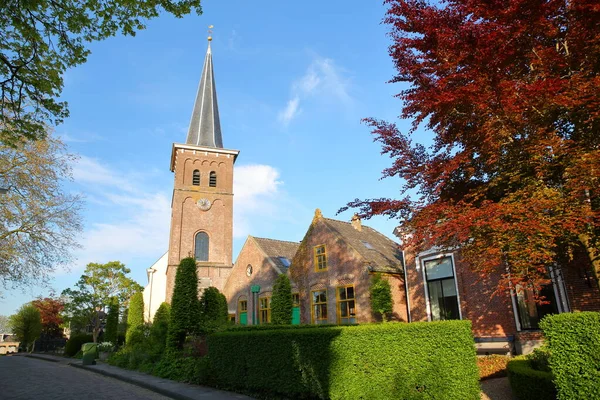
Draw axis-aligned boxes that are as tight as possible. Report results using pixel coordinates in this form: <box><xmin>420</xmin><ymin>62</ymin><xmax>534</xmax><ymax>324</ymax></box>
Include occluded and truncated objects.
<box><xmin>78</xmin><ymin>192</ymin><xmax>171</xmax><ymax>265</ymax></box>
<box><xmin>66</xmin><ymin>156</ymin><xmax>295</xmax><ymax>270</ymax></box>
<box><xmin>278</xmin><ymin>55</ymin><xmax>353</xmax><ymax>127</ymax></box>
<box><xmin>233</xmin><ymin>164</ymin><xmax>287</xmax><ymax>238</ymax></box>
<box><xmin>62</xmin><ymin>155</ymin><xmax>171</xmax><ymax>271</ymax></box>
<box><xmin>277</xmin><ymin>96</ymin><xmax>301</xmax><ymax>126</ymax></box>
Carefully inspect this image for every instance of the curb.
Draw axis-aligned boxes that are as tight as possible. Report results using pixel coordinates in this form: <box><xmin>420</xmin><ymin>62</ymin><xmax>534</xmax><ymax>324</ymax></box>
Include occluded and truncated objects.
<box><xmin>69</xmin><ymin>362</ymin><xmax>193</xmax><ymax>400</ymax></box>
<box><xmin>24</xmin><ymin>354</ymin><xmax>61</xmax><ymax>363</ymax></box>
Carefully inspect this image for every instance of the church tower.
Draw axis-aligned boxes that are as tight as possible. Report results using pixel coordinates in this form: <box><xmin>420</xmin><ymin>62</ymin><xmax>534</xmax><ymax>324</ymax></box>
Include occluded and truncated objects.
<box><xmin>166</xmin><ymin>38</ymin><xmax>239</xmax><ymax>302</ymax></box>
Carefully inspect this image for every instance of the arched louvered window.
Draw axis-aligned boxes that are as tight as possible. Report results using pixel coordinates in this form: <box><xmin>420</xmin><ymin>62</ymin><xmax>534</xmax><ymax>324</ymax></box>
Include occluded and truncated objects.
<box><xmin>195</xmin><ymin>232</ymin><xmax>209</xmax><ymax>261</ymax></box>
<box><xmin>192</xmin><ymin>170</ymin><xmax>200</xmax><ymax>186</ymax></box>
<box><xmin>209</xmin><ymin>171</ymin><xmax>217</xmax><ymax>187</ymax></box>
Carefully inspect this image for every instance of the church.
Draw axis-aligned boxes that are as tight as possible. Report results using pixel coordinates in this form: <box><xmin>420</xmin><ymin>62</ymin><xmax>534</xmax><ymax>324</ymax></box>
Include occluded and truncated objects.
<box><xmin>143</xmin><ymin>39</ymin><xmax>600</xmax><ymax>355</ymax></box>
<box><xmin>142</xmin><ymin>37</ymin><xmax>407</xmax><ymax>326</ymax></box>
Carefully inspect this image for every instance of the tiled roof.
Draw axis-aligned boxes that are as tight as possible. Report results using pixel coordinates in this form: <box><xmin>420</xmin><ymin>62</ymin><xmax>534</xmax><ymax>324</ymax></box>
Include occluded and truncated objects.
<box><xmin>323</xmin><ymin>218</ymin><xmax>404</xmax><ymax>274</ymax></box>
<box><xmin>252</xmin><ymin>236</ymin><xmax>300</xmax><ymax>273</ymax></box>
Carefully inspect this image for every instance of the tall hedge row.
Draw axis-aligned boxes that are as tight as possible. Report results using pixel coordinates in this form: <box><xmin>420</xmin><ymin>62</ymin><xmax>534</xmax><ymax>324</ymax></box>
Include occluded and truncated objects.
<box><xmin>540</xmin><ymin>311</ymin><xmax>600</xmax><ymax>400</ymax></box>
<box><xmin>208</xmin><ymin>320</ymin><xmax>479</xmax><ymax>399</ymax></box>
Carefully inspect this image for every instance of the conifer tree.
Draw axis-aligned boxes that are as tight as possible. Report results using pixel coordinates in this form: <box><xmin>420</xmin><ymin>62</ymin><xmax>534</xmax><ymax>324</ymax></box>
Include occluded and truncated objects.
<box><xmin>370</xmin><ymin>274</ymin><xmax>393</xmax><ymax>322</ymax></box>
<box><xmin>126</xmin><ymin>292</ymin><xmax>144</xmax><ymax>344</ymax></box>
<box><xmin>104</xmin><ymin>297</ymin><xmax>119</xmax><ymax>344</ymax></box>
<box><xmin>167</xmin><ymin>257</ymin><xmax>200</xmax><ymax>350</ymax></box>
<box><xmin>270</xmin><ymin>274</ymin><xmax>293</xmax><ymax>325</ymax></box>
<box><xmin>199</xmin><ymin>286</ymin><xmax>228</xmax><ymax>334</ymax></box>
<box><xmin>150</xmin><ymin>302</ymin><xmax>171</xmax><ymax>352</ymax></box>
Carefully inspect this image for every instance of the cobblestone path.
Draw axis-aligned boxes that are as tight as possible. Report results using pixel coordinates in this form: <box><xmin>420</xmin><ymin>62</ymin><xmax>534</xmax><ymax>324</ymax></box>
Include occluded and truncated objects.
<box><xmin>0</xmin><ymin>355</ymin><xmax>171</xmax><ymax>400</ymax></box>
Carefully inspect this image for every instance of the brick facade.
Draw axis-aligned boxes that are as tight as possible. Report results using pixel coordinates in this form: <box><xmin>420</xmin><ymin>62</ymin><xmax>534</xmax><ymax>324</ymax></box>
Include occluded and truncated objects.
<box><xmin>166</xmin><ymin>145</ymin><xmax>238</xmax><ymax>302</ymax></box>
<box><xmin>289</xmin><ymin>213</ymin><xmax>408</xmax><ymax>324</ymax></box>
<box><xmin>222</xmin><ymin>237</ymin><xmax>281</xmax><ymax>325</ymax></box>
<box><xmin>403</xmin><ymin>244</ymin><xmax>600</xmax><ymax>354</ymax></box>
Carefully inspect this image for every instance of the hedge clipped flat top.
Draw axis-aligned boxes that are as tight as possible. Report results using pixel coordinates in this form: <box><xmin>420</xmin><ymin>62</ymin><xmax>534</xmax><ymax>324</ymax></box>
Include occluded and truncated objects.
<box><xmin>208</xmin><ymin>321</ymin><xmax>480</xmax><ymax>400</ymax></box>
<box><xmin>540</xmin><ymin>312</ymin><xmax>600</xmax><ymax>400</ymax></box>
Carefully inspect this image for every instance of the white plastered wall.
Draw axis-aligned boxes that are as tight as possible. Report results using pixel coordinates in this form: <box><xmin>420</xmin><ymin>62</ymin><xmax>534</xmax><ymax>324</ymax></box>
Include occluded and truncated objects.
<box><xmin>143</xmin><ymin>252</ymin><xmax>168</xmax><ymax>322</ymax></box>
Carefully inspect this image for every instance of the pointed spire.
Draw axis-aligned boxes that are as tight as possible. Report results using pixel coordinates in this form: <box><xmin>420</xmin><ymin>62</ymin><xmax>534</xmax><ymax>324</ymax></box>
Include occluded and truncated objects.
<box><xmin>185</xmin><ymin>36</ymin><xmax>223</xmax><ymax>148</ymax></box>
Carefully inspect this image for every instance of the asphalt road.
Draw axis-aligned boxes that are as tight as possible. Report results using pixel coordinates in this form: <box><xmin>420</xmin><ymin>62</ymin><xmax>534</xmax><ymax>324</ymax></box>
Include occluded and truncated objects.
<box><xmin>0</xmin><ymin>355</ymin><xmax>172</xmax><ymax>400</ymax></box>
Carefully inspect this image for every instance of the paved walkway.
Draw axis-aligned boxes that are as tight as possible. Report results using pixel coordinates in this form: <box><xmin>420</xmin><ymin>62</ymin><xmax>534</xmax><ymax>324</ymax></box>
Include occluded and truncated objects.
<box><xmin>480</xmin><ymin>377</ymin><xmax>516</xmax><ymax>400</ymax></box>
<box><xmin>8</xmin><ymin>354</ymin><xmax>252</xmax><ymax>400</ymax></box>
<box><xmin>0</xmin><ymin>355</ymin><xmax>170</xmax><ymax>400</ymax></box>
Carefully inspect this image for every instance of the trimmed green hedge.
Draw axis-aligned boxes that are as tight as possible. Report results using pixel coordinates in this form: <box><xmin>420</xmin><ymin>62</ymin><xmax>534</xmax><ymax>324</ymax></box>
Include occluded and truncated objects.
<box><xmin>208</xmin><ymin>321</ymin><xmax>479</xmax><ymax>399</ymax></box>
<box><xmin>540</xmin><ymin>312</ymin><xmax>600</xmax><ymax>400</ymax></box>
<box><xmin>64</xmin><ymin>334</ymin><xmax>93</xmax><ymax>357</ymax></box>
<box><xmin>507</xmin><ymin>356</ymin><xmax>556</xmax><ymax>400</ymax></box>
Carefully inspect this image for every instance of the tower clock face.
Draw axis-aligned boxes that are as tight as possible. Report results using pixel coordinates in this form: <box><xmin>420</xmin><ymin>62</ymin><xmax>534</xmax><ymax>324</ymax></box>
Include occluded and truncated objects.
<box><xmin>196</xmin><ymin>198</ymin><xmax>212</xmax><ymax>211</ymax></box>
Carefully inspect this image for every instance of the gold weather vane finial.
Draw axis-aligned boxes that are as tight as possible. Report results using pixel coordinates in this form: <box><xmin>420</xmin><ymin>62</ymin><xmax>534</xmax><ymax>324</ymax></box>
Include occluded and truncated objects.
<box><xmin>208</xmin><ymin>25</ymin><xmax>214</xmax><ymax>42</ymax></box>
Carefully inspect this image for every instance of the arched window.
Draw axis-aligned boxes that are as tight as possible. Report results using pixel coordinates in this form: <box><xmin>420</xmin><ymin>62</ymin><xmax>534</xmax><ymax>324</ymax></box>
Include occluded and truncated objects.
<box><xmin>192</xmin><ymin>170</ymin><xmax>200</xmax><ymax>186</ymax></box>
<box><xmin>195</xmin><ymin>232</ymin><xmax>209</xmax><ymax>261</ymax></box>
<box><xmin>209</xmin><ymin>171</ymin><xmax>217</xmax><ymax>187</ymax></box>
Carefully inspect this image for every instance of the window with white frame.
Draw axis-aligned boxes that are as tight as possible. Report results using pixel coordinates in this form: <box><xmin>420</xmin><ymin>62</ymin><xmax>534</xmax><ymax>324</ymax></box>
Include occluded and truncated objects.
<box><xmin>423</xmin><ymin>256</ymin><xmax>460</xmax><ymax>321</ymax></box>
<box><xmin>514</xmin><ymin>283</ymin><xmax>558</xmax><ymax>330</ymax></box>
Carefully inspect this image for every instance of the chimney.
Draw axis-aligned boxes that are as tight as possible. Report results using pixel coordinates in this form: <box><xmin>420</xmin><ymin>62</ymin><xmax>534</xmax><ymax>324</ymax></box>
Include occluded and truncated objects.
<box><xmin>351</xmin><ymin>213</ymin><xmax>362</xmax><ymax>231</ymax></box>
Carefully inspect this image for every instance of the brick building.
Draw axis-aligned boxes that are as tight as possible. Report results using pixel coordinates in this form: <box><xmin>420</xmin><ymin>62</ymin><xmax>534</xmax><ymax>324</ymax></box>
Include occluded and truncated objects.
<box><xmin>399</xmin><ymin>242</ymin><xmax>600</xmax><ymax>354</ymax></box>
<box><xmin>288</xmin><ymin>210</ymin><xmax>406</xmax><ymax>325</ymax></box>
<box><xmin>222</xmin><ymin>236</ymin><xmax>299</xmax><ymax>325</ymax></box>
<box><xmin>143</xmin><ymin>39</ymin><xmax>600</xmax><ymax>355</ymax></box>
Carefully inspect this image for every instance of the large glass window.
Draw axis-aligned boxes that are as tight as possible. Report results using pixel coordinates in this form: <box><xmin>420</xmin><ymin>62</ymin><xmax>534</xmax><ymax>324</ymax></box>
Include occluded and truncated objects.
<box><xmin>311</xmin><ymin>290</ymin><xmax>328</xmax><ymax>324</ymax></box>
<box><xmin>424</xmin><ymin>256</ymin><xmax>460</xmax><ymax>321</ymax></box>
<box><xmin>337</xmin><ymin>285</ymin><xmax>356</xmax><ymax>324</ymax></box>
<box><xmin>259</xmin><ymin>297</ymin><xmax>271</xmax><ymax>324</ymax></box>
<box><xmin>515</xmin><ymin>283</ymin><xmax>558</xmax><ymax>330</ymax></box>
<box><xmin>194</xmin><ymin>232</ymin><xmax>209</xmax><ymax>261</ymax></box>
<box><xmin>314</xmin><ymin>245</ymin><xmax>327</xmax><ymax>271</ymax></box>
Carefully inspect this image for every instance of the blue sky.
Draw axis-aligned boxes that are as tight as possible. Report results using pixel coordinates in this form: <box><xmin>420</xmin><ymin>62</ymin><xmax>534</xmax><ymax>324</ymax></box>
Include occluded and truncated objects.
<box><xmin>2</xmin><ymin>0</ymin><xmax>427</xmax><ymax>314</ymax></box>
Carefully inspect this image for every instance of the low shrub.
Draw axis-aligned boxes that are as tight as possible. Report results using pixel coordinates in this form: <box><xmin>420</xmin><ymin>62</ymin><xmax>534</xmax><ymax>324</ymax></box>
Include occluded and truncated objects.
<box><xmin>540</xmin><ymin>311</ymin><xmax>600</xmax><ymax>400</ymax></box>
<box><xmin>528</xmin><ymin>346</ymin><xmax>551</xmax><ymax>372</ymax></box>
<box><xmin>208</xmin><ymin>320</ymin><xmax>480</xmax><ymax>399</ymax></box>
<box><xmin>64</xmin><ymin>334</ymin><xmax>93</xmax><ymax>357</ymax></box>
<box><xmin>477</xmin><ymin>355</ymin><xmax>509</xmax><ymax>380</ymax></box>
<box><xmin>153</xmin><ymin>353</ymin><xmax>211</xmax><ymax>385</ymax></box>
<box><xmin>507</xmin><ymin>356</ymin><xmax>555</xmax><ymax>400</ymax></box>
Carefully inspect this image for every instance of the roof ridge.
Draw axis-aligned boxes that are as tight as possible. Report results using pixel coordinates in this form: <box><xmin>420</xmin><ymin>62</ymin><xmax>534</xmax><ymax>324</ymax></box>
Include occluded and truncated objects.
<box><xmin>252</xmin><ymin>236</ymin><xmax>300</xmax><ymax>245</ymax></box>
<box><xmin>324</xmin><ymin>217</ymin><xmax>399</xmax><ymax>246</ymax></box>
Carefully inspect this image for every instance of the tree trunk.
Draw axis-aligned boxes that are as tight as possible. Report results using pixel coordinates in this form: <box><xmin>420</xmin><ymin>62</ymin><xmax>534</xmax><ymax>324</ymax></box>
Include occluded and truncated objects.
<box><xmin>578</xmin><ymin>233</ymin><xmax>600</xmax><ymax>292</ymax></box>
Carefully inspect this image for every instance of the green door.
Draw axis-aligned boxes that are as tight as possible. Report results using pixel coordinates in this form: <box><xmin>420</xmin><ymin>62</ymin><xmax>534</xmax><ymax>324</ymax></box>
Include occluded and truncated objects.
<box><xmin>240</xmin><ymin>312</ymin><xmax>247</xmax><ymax>325</ymax></box>
<box><xmin>292</xmin><ymin>307</ymin><xmax>300</xmax><ymax>325</ymax></box>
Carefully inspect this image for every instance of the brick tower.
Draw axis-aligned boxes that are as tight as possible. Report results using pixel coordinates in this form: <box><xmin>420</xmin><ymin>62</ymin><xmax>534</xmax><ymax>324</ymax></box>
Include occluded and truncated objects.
<box><xmin>166</xmin><ymin>38</ymin><xmax>239</xmax><ymax>302</ymax></box>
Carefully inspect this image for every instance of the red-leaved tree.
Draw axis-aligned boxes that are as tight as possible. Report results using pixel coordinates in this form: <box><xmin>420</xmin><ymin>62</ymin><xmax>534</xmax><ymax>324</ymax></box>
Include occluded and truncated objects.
<box><xmin>344</xmin><ymin>0</ymin><xmax>600</xmax><ymax>294</ymax></box>
<box><xmin>31</xmin><ymin>297</ymin><xmax>65</xmax><ymax>338</ymax></box>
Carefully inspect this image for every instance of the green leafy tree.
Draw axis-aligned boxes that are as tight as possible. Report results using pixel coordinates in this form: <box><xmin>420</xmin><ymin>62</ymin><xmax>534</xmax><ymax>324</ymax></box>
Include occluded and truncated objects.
<box><xmin>0</xmin><ymin>135</ymin><xmax>82</xmax><ymax>290</ymax></box>
<box><xmin>270</xmin><ymin>274</ymin><xmax>293</xmax><ymax>325</ymax></box>
<box><xmin>126</xmin><ymin>292</ymin><xmax>144</xmax><ymax>344</ymax></box>
<box><xmin>370</xmin><ymin>274</ymin><xmax>393</xmax><ymax>322</ymax></box>
<box><xmin>61</xmin><ymin>261</ymin><xmax>142</xmax><ymax>342</ymax></box>
<box><xmin>31</xmin><ymin>296</ymin><xmax>64</xmax><ymax>338</ymax></box>
<box><xmin>167</xmin><ymin>257</ymin><xmax>200</xmax><ymax>351</ymax></box>
<box><xmin>0</xmin><ymin>0</ymin><xmax>202</xmax><ymax>146</ymax></box>
<box><xmin>150</xmin><ymin>302</ymin><xmax>171</xmax><ymax>352</ymax></box>
<box><xmin>0</xmin><ymin>315</ymin><xmax>10</xmax><ymax>333</ymax></box>
<box><xmin>199</xmin><ymin>286</ymin><xmax>228</xmax><ymax>333</ymax></box>
<box><xmin>9</xmin><ymin>304</ymin><xmax>42</xmax><ymax>352</ymax></box>
<box><xmin>104</xmin><ymin>297</ymin><xmax>119</xmax><ymax>345</ymax></box>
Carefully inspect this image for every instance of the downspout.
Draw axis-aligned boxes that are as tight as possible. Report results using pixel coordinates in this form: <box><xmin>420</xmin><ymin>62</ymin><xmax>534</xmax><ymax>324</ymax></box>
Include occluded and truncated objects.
<box><xmin>402</xmin><ymin>250</ymin><xmax>412</xmax><ymax>323</ymax></box>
